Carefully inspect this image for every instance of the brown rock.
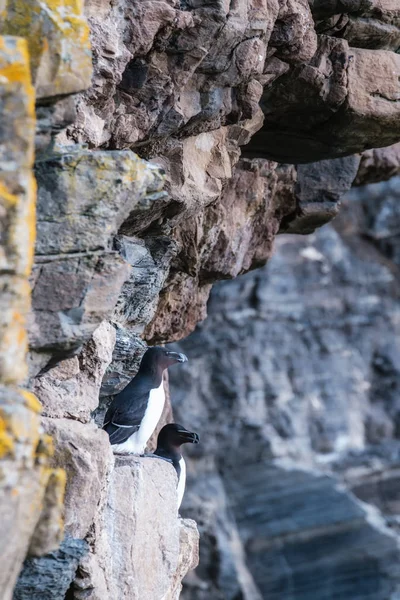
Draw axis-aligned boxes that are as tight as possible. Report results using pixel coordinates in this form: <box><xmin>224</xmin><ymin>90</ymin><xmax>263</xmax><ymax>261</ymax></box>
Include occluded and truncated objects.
<box><xmin>356</xmin><ymin>142</ymin><xmax>400</xmax><ymax>185</ymax></box>
<box><xmin>73</xmin><ymin>456</ymin><xmax>199</xmax><ymax>600</ymax></box>
<box><xmin>245</xmin><ymin>42</ymin><xmax>400</xmax><ymax>162</ymax></box>
<box><xmin>41</xmin><ymin>417</ymin><xmax>114</xmax><ymax>539</ymax></box>
<box><xmin>33</xmin><ymin>321</ymin><xmax>116</xmax><ymax>422</ymax></box>
<box><xmin>165</xmin><ymin>519</ymin><xmax>200</xmax><ymax>600</ymax></box>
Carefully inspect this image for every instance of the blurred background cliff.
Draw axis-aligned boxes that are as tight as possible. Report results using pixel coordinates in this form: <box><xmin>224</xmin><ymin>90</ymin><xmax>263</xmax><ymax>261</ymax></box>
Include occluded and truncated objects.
<box><xmin>170</xmin><ymin>177</ymin><xmax>400</xmax><ymax>599</ymax></box>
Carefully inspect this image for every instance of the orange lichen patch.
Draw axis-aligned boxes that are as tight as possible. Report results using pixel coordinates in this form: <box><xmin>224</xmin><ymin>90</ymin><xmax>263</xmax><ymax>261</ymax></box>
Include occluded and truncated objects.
<box><xmin>0</xmin><ymin>414</ymin><xmax>14</xmax><ymax>458</ymax></box>
<box><xmin>51</xmin><ymin>467</ymin><xmax>67</xmax><ymax>496</ymax></box>
<box><xmin>1</xmin><ymin>0</ymin><xmax>92</xmax><ymax>97</ymax></box>
<box><xmin>1</xmin><ymin>309</ymin><xmax>28</xmax><ymax>368</ymax></box>
<box><xmin>0</xmin><ymin>37</ymin><xmax>35</xmax><ymax>116</ymax></box>
<box><xmin>6</xmin><ymin>408</ymin><xmax>39</xmax><ymax>444</ymax></box>
<box><xmin>35</xmin><ymin>434</ymin><xmax>55</xmax><ymax>462</ymax></box>
<box><xmin>20</xmin><ymin>389</ymin><xmax>42</xmax><ymax>414</ymax></box>
<box><xmin>24</xmin><ymin>174</ymin><xmax>37</xmax><ymax>275</ymax></box>
<box><xmin>51</xmin><ymin>468</ymin><xmax>67</xmax><ymax>532</ymax></box>
<box><xmin>0</xmin><ymin>181</ymin><xmax>19</xmax><ymax>207</ymax></box>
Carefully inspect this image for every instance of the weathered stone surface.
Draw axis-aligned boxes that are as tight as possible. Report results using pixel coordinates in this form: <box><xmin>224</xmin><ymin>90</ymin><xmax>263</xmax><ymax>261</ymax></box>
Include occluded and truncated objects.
<box><xmin>0</xmin><ymin>36</ymin><xmax>36</xmax><ymax>384</ymax></box>
<box><xmin>245</xmin><ymin>42</ymin><xmax>400</xmax><ymax>162</ymax></box>
<box><xmin>28</xmin><ymin>251</ymin><xmax>130</xmax><ymax>356</ymax></box>
<box><xmin>356</xmin><ymin>143</ymin><xmax>400</xmax><ymax>186</ymax></box>
<box><xmin>165</xmin><ymin>518</ymin><xmax>200</xmax><ymax>600</ymax></box>
<box><xmin>311</xmin><ymin>1</ymin><xmax>400</xmax><ymax>51</ymax></box>
<box><xmin>35</xmin><ymin>97</ymin><xmax>78</xmax><ymax>155</ymax></box>
<box><xmin>226</xmin><ymin>463</ymin><xmax>400</xmax><ymax>600</ymax></box>
<box><xmin>0</xmin><ymin>387</ymin><xmax>65</xmax><ymax>600</ymax></box>
<box><xmin>7</xmin><ymin>0</ymin><xmax>400</xmax><ymax>599</ymax></box>
<box><xmin>35</xmin><ymin>149</ymin><xmax>167</xmax><ymax>256</ymax></box>
<box><xmin>169</xmin><ymin>183</ymin><xmax>400</xmax><ymax>598</ymax></box>
<box><xmin>344</xmin><ymin>176</ymin><xmax>400</xmax><ymax>268</ymax></box>
<box><xmin>67</xmin><ymin>0</ymin><xmax>272</xmax><ymax>153</ymax></box>
<box><xmin>333</xmin><ymin>443</ymin><xmax>400</xmax><ymax>519</ymax></box>
<box><xmin>0</xmin><ymin>32</ymin><xmax>67</xmax><ymax>600</ymax></box>
<box><xmin>182</xmin><ymin>471</ymin><xmax>263</xmax><ymax>600</ymax></box>
<box><xmin>13</xmin><ymin>537</ymin><xmax>88</xmax><ymax>600</ymax></box>
<box><xmin>72</xmin><ymin>456</ymin><xmax>199</xmax><ymax>600</ymax></box>
<box><xmin>144</xmin><ymin>272</ymin><xmax>212</xmax><ymax>345</ymax></box>
<box><xmin>1</xmin><ymin>0</ymin><xmax>92</xmax><ymax>99</ymax></box>
<box><xmin>28</xmin><ymin>148</ymin><xmax>175</xmax><ymax>371</ymax></box>
<box><xmin>145</xmin><ymin>155</ymin><xmax>360</xmax><ymax>343</ymax></box>
<box><xmin>41</xmin><ymin>417</ymin><xmax>114</xmax><ymax>539</ymax></box>
<box><xmin>113</xmin><ymin>235</ymin><xmax>179</xmax><ymax>332</ymax></box>
<box><xmin>63</xmin><ymin>0</ymin><xmax>400</xmax><ymax>168</ymax></box>
<box><xmin>282</xmin><ymin>155</ymin><xmax>361</xmax><ymax>234</ymax></box>
<box><xmin>33</xmin><ymin>321</ymin><xmax>115</xmax><ymax>422</ymax></box>
<box><xmin>100</xmin><ymin>325</ymin><xmax>146</xmax><ymax>396</ymax></box>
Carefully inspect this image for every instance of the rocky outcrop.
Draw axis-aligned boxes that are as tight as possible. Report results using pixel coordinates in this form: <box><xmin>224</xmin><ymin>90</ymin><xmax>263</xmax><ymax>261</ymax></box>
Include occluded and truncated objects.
<box><xmin>0</xmin><ymin>33</ymin><xmax>65</xmax><ymax>600</ymax></box>
<box><xmin>70</xmin><ymin>456</ymin><xmax>199</xmax><ymax>600</ymax></box>
<box><xmin>3</xmin><ymin>0</ymin><xmax>400</xmax><ymax>597</ymax></box>
<box><xmin>168</xmin><ymin>181</ymin><xmax>400</xmax><ymax>598</ymax></box>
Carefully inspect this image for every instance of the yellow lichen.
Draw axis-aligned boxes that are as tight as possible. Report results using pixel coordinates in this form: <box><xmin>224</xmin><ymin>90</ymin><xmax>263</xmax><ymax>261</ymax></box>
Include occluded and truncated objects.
<box><xmin>0</xmin><ymin>181</ymin><xmax>18</xmax><ymax>206</ymax></box>
<box><xmin>0</xmin><ymin>37</ymin><xmax>35</xmax><ymax>118</ymax></box>
<box><xmin>0</xmin><ymin>414</ymin><xmax>14</xmax><ymax>458</ymax></box>
<box><xmin>35</xmin><ymin>434</ymin><xmax>55</xmax><ymax>463</ymax></box>
<box><xmin>24</xmin><ymin>174</ymin><xmax>37</xmax><ymax>275</ymax></box>
<box><xmin>1</xmin><ymin>0</ymin><xmax>92</xmax><ymax>95</ymax></box>
<box><xmin>20</xmin><ymin>389</ymin><xmax>42</xmax><ymax>414</ymax></box>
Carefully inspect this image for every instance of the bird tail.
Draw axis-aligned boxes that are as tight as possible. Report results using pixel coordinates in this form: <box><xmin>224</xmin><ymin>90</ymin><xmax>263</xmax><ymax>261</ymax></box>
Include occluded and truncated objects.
<box><xmin>103</xmin><ymin>422</ymin><xmax>135</xmax><ymax>445</ymax></box>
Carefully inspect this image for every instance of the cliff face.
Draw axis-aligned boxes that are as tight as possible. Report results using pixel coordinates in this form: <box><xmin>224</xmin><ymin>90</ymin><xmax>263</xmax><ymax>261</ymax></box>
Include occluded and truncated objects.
<box><xmin>169</xmin><ymin>181</ymin><xmax>400</xmax><ymax>599</ymax></box>
<box><xmin>1</xmin><ymin>0</ymin><xmax>400</xmax><ymax>598</ymax></box>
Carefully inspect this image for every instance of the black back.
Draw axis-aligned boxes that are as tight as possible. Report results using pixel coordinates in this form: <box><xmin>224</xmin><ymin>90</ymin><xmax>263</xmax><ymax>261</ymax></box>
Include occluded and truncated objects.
<box><xmin>103</xmin><ymin>372</ymin><xmax>162</xmax><ymax>444</ymax></box>
<box><xmin>102</xmin><ymin>347</ymin><xmax>187</xmax><ymax>445</ymax></box>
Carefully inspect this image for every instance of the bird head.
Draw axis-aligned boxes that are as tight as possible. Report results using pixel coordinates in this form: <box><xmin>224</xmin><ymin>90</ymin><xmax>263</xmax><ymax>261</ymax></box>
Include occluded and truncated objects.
<box><xmin>157</xmin><ymin>423</ymin><xmax>200</xmax><ymax>450</ymax></box>
<box><xmin>139</xmin><ymin>346</ymin><xmax>188</xmax><ymax>374</ymax></box>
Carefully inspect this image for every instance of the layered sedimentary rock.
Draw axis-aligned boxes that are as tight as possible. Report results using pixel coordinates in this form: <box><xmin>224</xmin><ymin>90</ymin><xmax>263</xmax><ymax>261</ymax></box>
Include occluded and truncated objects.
<box><xmin>3</xmin><ymin>0</ymin><xmax>400</xmax><ymax>597</ymax></box>
<box><xmin>168</xmin><ymin>181</ymin><xmax>400</xmax><ymax>599</ymax></box>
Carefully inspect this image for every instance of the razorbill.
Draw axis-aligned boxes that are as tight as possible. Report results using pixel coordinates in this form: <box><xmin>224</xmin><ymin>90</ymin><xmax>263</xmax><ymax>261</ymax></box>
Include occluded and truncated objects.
<box><xmin>154</xmin><ymin>423</ymin><xmax>199</xmax><ymax>508</ymax></box>
<box><xmin>103</xmin><ymin>347</ymin><xmax>188</xmax><ymax>454</ymax></box>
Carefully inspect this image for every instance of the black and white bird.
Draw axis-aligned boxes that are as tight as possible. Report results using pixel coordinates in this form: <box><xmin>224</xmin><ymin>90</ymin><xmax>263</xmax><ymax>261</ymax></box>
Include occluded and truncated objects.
<box><xmin>154</xmin><ymin>423</ymin><xmax>199</xmax><ymax>508</ymax></box>
<box><xmin>103</xmin><ymin>347</ymin><xmax>188</xmax><ymax>454</ymax></box>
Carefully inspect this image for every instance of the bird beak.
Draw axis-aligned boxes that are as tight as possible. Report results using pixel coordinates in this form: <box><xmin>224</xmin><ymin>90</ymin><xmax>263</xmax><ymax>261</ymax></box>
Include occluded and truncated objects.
<box><xmin>167</xmin><ymin>352</ymin><xmax>188</xmax><ymax>363</ymax></box>
<box><xmin>178</xmin><ymin>430</ymin><xmax>199</xmax><ymax>444</ymax></box>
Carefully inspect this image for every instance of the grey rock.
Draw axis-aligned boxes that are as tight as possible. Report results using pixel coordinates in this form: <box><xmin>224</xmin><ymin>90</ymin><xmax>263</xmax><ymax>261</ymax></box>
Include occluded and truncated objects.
<box><xmin>169</xmin><ymin>182</ymin><xmax>400</xmax><ymax>599</ymax></box>
<box><xmin>13</xmin><ymin>537</ymin><xmax>88</xmax><ymax>600</ymax></box>
<box><xmin>99</xmin><ymin>325</ymin><xmax>146</xmax><ymax>397</ymax></box>
<box><xmin>226</xmin><ymin>463</ymin><xmax>400</xmax><ymax>600</ymax></box>
<box><xmin>35</xmin><ymin>97</ymin><xmax>77</xmax><ymax>155</ymax></box>
<box><xmin>113</xmin><ymin>235</ymin><xmax>179</xmax><ymax>332</ymax></box>
<box><xmin>34</xmin><ymin>149</ymin><xmax>167</xmax><ymax>256</ymax></box>
<box><xmin>282</xmin><ymin>155</ymin><xmax>361</xmax><ymax>234</ymax></box>
<box><xmin>181</xmin><ymin>470</ymin><xmax>263</xmax><ymax>600</ymax></box>
<box><xmin>0</xmin><ymin>387</ymin><xmax>65</xmax><ymax>600</ymax></box>
<box><xmin>28</xmin><ymin>251</ymin><xmax>130</xmax><ymax>357</ymax></box>
<box><xmin>33</xmin><ymin>321</ymin><xmax>115</xmax><ymax>422</ymax></box>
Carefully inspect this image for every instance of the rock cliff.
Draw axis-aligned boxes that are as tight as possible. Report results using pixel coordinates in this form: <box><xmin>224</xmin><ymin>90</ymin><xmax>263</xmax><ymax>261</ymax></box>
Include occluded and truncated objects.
<box><xmin>169</xmin><ymin>181</ymin><xmax>400</xmax><ymax>599</ymax></box>
<box><xmin>1</xmin><ymin>0</ymin><xmax>400</xmax><ymax>598</ymax></box>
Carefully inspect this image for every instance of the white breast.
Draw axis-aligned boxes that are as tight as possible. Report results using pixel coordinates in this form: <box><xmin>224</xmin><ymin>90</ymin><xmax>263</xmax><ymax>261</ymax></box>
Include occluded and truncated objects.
<box><xmin>136</xmin><ymin>381</ymin><xmax>165</xmax><ymax>450</ymax></box>
<box><xmin>112</xmin><ymin>381</ymin><xmax>165</xmax><ymax>455</ymax></box>
<box><xmin>177</xmin><ymin>457</ymin><xmax>186</xmax><ymax>509</ymax></box>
